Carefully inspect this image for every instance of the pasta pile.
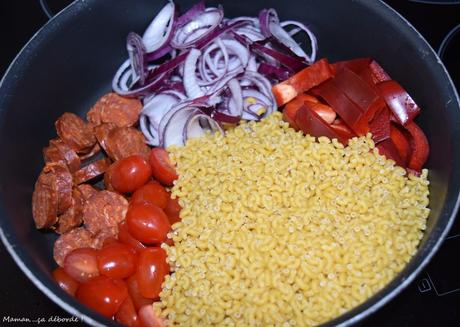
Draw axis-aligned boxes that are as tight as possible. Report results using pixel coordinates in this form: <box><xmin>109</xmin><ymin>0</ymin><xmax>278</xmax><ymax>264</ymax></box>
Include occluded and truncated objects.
<box><xmin>156</xmin><ymin>112</ymin><xmax>430</xmax><ymax>326</ymax></box>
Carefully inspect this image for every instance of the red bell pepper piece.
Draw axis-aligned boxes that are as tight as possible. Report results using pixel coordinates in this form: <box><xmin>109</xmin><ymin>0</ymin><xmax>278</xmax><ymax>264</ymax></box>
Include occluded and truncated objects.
<box><xmin>295</xmin><ymin>103</ymin><xmax>351</xmax><ymax>145</ymax></box>
<box><xmin>376</xmin><ymin>138</ymin><xmax>405</xmax><ymax>168</ymax></box>
<box><xmin>369</xmin><ymin>60</ymin><xmax>391</xmax><ymax>83</ymax></box>
<box><xmin>331</xmin><ymin>58</ymin><xmax>371</xmax><ymax>75</ymax></box>
<box><xmin>404</xmin><ymin>121</ymin><xmax>429</xmax><ymax>172</ymax></box>
<box><xmin>331</xmin><ymin>118</ymin><xmax>356</xmax><ymax>141</ymax></box>
<box><xmin>376</xmin><ymin>80</ymin><xmax>421</xmax><ymax>126</ymax></box>
<box><xmin>272</xmin><ymin>59</ymin><xmax>334</xmax><ymax>106</ymax></box>
<box><xmin>369</xmin><ymin>106</ymin><xmax>391</xmax><ymax>143</ymax></box>
<box><xmin>311</xmin><ymin>79</ymin><xmax>367</xmax><ymax>135</ymax></box>
<box><xmin>389</xmin><ymin>124</ymin><xmax>411</xmax><ymax>166</ymax></box>
<box><xmin>282</xmin><ymin>94</ymin><xmax>319</xmax><ymax>130</ymax></box>
<box><xmin>303</xmin><ymin>101</ymin><xmax>336</xmax><ymax>124</ymax></box>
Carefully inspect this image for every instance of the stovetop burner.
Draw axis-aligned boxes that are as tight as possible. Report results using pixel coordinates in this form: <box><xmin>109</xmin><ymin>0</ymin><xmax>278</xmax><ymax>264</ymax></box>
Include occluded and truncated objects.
<box><xmin>0</xmin><ymin>1</ymin><xmax>459</xmax><ymax>326</ymax></box>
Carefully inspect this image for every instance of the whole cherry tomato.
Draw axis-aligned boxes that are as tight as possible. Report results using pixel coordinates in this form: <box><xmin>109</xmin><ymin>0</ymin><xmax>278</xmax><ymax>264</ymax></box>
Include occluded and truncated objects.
<box><xmin>164</xmin><ymin>196</ymin><xmax>181</xmax><ymax>225</ymax></box>
<box><xmin>64</xmin><ymin>248</ymin><xmax>99</xmax><ymax>283</ymax></box>
<box><xmin>126</xmin><ymin>275</ymin><xmax>153</xmax><ymax>311</ymax></box>
<box><xmin>118</xmin><ymin>221</ymin><xmax>146</xmax><ymax>252</ymax></box>
<box><xmin>136</xmin><ymin>247</ymin><xmax>169</xmax><ymax>299</ymax></box>
<box><xmin>138</xmin><ymin>304</ymin><xmax>165</xmax><ymax>327</ymax></box>
<box><xmin>76</xmin><ymin>276</ymin><xmax>128</xmax><ymax>318</ymax></box>
<box><xmin>97</xmin><ymin>242</ymin><xmax>138</xmax><ymax>279</ymax></box>
<box><xmin>111</xmin><ymin>155</ymin><xmax>152</xmax><ymax>193</ymax></box>
<box><xmin>115</xmin><ymin>296</ymin><xmax>141</xmax><ymax>327</ymax></box>
<box><xmin>149</xmin><ymin>148</ymin><xmax>178</xmax><ymax>186</ymax></box>
<box><xmin>126</xmin><ymin>202</ymin><xmax>171</xmax><ymax>244</ymax></box>
<box><xmin>52</xmin><ymin>267</ymin><xmax>79</xmax><ymax>296</ymax></box>
<box><xmin>130</xmin><ymin>182</ymin><xmax>169</xmax><ymax>209</ymax></box>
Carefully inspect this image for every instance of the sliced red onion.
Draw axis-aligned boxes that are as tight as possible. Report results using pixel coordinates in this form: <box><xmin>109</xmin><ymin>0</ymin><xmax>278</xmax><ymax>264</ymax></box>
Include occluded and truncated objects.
<box><xmin>184</xmin><ymin>114</ymin><xmax>224</xmax><ymax>141</ymax></box>
<box><xmin>258</xmin><ymin>8</ymin><xmax>278</xmax><ymax>37</ymax></box>
<box><xmin>163</xmin><ymin>108</ymin><xmax>201</xmax><ymax>147</ymax></box>
<box><xmin>221</xmin><ymin>39</ymin><xmax>249</xmax><ymax>71</ymax></box>
<box><xmin>227</xmin><ymin>78</ymin><xmax>243</xmax><ymax>117</ymax></box>
<box><xmin>250</xmin><ymin>40</ymin><xmax>307</xmax><ymax>72</ymax></box>
<box><xmin>183</xmin><ymin>49</ymin><xmax>205</xmax><ymax>98</ymax></box>
<box><xmin>176</xmin><ymin>0</ymin><xmax>206</xmax><ymax>27</ymax></box>
<box><xmin>257</xmin><ymin>62</ymin><xmax>290</xmax><ymax>81</ymax></box>
<box><xmin>127</xmin><ymin>32</ymin><xmax>147</xmax><ymax>85</ymax></box>
<box><xmin>211</xmin><ymin>111</ymin><xmax>241</xmax><ymax>124</ymax></box>
<box><xmin>280</xmin><ymin>20</ymin><xmax>318</xmax><ymax>63</ymax></box>
<box><xmin>171</xmin><ymin>7</ymin><xmax>224</xmax><ymax>49</ymax></box>
<box><xmin>142</xmin><ymin>1</ymin><xmax>176</xmax><ymax>53</ymax></box>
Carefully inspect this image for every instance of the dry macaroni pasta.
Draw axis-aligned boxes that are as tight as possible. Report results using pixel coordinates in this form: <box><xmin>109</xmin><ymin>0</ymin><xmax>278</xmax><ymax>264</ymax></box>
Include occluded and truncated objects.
<box><xmin>156</xmin><ymin>112</ymin><xmax>429</xmax><ymax>326</ymax></box>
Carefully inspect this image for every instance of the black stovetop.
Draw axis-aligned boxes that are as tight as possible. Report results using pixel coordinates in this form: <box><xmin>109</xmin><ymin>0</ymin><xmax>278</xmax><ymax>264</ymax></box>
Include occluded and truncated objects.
<box><xmin>1</xmin><ymin>1</ymin><xmax>459</xmax><ymax>326</ymax></box>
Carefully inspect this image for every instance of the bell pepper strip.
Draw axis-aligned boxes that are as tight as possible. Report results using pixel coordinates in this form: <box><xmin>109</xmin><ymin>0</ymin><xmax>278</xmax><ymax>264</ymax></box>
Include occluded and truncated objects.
<box><xmin>282</xmin><ymin>94</ymin><xmax>319</xmax><ymax>130</ymax></box>
<box><xmin>272</xmin><ymin>58</ymin><xmax>334</xmax><ymax>106</ymax></box>
<box><xmin>376</xmin><ymin>80</ymin><xmax>421</xmax><ymax>126</ymax></box>
<box><xmin>330</xmin><ymin>118</ymin><xmax>356</xmax><ymax>141</ymax></box>
<box><xmin>302</xmin><ymin>101</ymin><xmax>336</xmax><ymax>124</ymax></box>
<box><xmin>331</xmin><ymin>58</ymin><xmax>371</xmax><ymax>75</ymax></box>
<box><xmin>368</xmin><ymin>106</ymin><xmax>391</xmax><ymax>143</ymax></box>
<box><xmin>389</xmin><ymin>123</ymin><xmax>411</xmax><ymax>166</ymax></box>
<box><xmin>311</xmin><ymin>79</ymin><xmax>367</xmax><ymax>135</ymax></box>
<box><xmin>404</xmin><ymin>121</ymin><xmax>429</xmax><ymax>172</ymax></box>
<box><xmin>295</xmin><ymin>103</ymin><xmax>350</xmax><ymax>145</ymax></box>
<box><xmin>369</xmin><ymin>60</ymin><xmax>391</xmax><ymax>83</ymax></box>
<box><xmin>376</xmin><ymin>138</ymin><xmax>405</xmax><ymax>168</ymax></box>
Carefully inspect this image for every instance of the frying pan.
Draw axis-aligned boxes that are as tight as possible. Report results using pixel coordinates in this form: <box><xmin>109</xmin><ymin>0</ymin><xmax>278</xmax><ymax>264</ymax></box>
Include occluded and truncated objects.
<box><xmin>0</xmin><ymin>0</ymin><xmax>459</xmax><ymax>326</ymax></box>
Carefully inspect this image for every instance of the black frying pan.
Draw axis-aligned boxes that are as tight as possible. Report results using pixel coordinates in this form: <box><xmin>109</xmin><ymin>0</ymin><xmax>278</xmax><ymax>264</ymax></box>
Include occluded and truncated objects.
<box><xmin>0</xmin><ymin>1</ymin><xmax>459</xmax><ymax>326</ymax></box>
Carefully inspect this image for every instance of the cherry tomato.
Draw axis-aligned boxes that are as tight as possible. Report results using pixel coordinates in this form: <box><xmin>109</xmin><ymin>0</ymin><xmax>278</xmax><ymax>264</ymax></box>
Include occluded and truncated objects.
<box><xmin>64</xmin><ymin>248</ymin><xmax>99</xmax><ymax>283</ymax></box>
<box><xmin>138</xmin><ymin>304</ymin><xmax>165</xmax><ymax>327</ymax></box>
<box><xmin>126</xmin><ymin>202</ymin><xmax>171</xmax><ymax>244</ymax></box>
<box><xmin>127</xmin><ymin>275</ymin><xmax>153</xmax><ymax>311</ymax></box>
<box><xmin>149</xmin><ymin>148</ymin><xmax>178</xmax><ymax>186</ymax></box>
<box><xmin>111</xmin><ymin>155</ymin><xmax>152</xmax><ymax>193</ymax></box>
<box><xmin>131</xmin><ymin>182</ymin><xmax>169</xmax><ymax>209</ymax></box>
<box><xmin>115</xmin><ymin>296</ymin><xmax>141</xmax><ymax>327</ymax></box>
<box><xmin>76</xmin><ymin>276</ymin><xmax>128</xmax><ymax>318</ymax></box>
<box><xmin>118</xmin><ymin>221</ymin><xmax>146</xmax><ymax>252</ymax></box>
<box><xmin>136</xmin><ymin>247</ymin><xmax>169</xmax><ymax>299</ymax></box>
<box><xmin>97</xmin><ymin>242</ymin><xmax>138</xmax><ymax>279</ymax></box>
<box><xmin>164</xmin><ymin>196</ymin><xmax>181</xmax><ymax>225</ymax></box>
<box><xmin>52</xmin><ymin>267</ymin><xmax>79</xmax><ymax>296</ymax></box>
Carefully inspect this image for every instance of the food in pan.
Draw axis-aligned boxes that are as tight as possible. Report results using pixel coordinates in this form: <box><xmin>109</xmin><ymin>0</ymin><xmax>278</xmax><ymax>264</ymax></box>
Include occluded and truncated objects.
<box><xmin>31</xmin><ymin>1</ymin><xmax>430</xmax><ymax>326</ymax></box>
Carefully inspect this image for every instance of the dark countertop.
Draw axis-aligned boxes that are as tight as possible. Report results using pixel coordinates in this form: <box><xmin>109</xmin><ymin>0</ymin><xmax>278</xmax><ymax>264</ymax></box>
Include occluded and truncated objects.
<box><xmin>1</xmin><ymin>1</ymin><xmax>459</xmax><ymax>326</ymax></box>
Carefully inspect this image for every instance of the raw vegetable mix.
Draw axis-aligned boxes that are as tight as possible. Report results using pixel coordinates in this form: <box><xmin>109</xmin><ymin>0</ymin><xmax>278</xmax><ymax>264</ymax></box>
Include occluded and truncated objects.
<box><xmin>29</xmin><ymin>1</ymin><xmax>431</xmax><ymax>326</ymax></box>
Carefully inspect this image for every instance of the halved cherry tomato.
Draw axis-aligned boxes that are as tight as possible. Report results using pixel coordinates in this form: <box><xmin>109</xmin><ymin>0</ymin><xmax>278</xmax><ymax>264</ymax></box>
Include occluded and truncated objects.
<box><xmin>138</xmin><ymin>304</ymin><xmax>165</xmax><ymax>327</ymax></box>
<box><xmin>136</xmin><ymin>247</ymin><xmax>169</xmax><ymax>299</ymax></box>
<box><xmin>126</xmin><ymin>202</ymin><xmax>171</xmax><ymax>244</ymax></box>
<box><xmin>52</xmin><ymin>267</ymin><xmax>79</xmax><ymax>296</ymax></box>
<box><xmin>164</xmin><ymin>196</ymin><xmax>181</xmax><ymax>225</ymax></box>
<box><xmin>115</xmin><ymin>296</ymin><xmax>141</xmax><ymax>327</ymax></box>
<box><xmin>97</xmin><ymin>242</ymin><xmax>138</xmax><ymax>279</ymax></box>
<box><xmin>76</xmin><ymin>276</ymin><xmax>128</xmax><ymax>318</ymax></box>
<box><xmin>149</xmin><ymin>148</ymin><xmax>178</xmax><ymax>186</ymax></box>
<box><xmin>118</xmin><ymin>221</ymin><xmax>146</xmax><ymax>252</ymax></box>
<box><xmin>127</xmin><ymin>275</ymin><xmax>153</xmax><ymax>311</ymax></box>
<box><xmin>131</xmin><ymin>182</ymin><xmax>169</xmax><ymax>209</ymax></box>
<box><xmin>111</xmin><ymin>155</ymin><xmax>152</xmax><ymax>194</ymax></box>
<box><xmin>64</xmin><ymin>248</ymin><xmax>99</xmax><ymax>283</ymax></box>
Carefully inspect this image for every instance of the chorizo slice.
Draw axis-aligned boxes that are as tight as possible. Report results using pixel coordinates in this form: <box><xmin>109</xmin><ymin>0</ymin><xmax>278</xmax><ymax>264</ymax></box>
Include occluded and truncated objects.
<box><xmin>77</xmin><ymin>184</ymin><xmax>100</xmax><ymax>201</ymax></box>
<box><xmin>103</xmin><ymin>163</ymin><xmax>115</xmax><ymax>192</ymax></box>
<box><xmin>56</xmin><ymin>188</ymin><xmax>84</xmax><ymax>234</ymax></box>
<box><xmin>55</xmin><ymin>112</ymin><xmax>96</xmax><ymax>154</ymax></box>
<box><xmin>73</xmin><ymin>157</ymin><xmax>111</xmax><ymax>185</ymax></box>
<box><xmin>43</xmin><ymin>138</ymin><xmax>81</xmax><ymax>173</ymax></box>
<box><xmin>82</xmin><ymin>190</ymin><xmax>128</xmax><ymax>235</ymax></box>
<box><xmin>105</xmin><ymin>126</ymin><xmax>150</xmax><ymax>161</ymax></box>
<box><xmin>92</xmin><ymin>227</ymin><xmax>119</xmax><ymax>249</ymax></box>
<box><xmin>53</xmin><ymin>227</ymin><xmax>95</xmax><ymax>267</ymax></box>
<box><xmin>32</xmin><ymin>166</ymin><xmax>58</xmax><ymax>229</ymax></box>
<box><xmin>50</xmin><ymin>162</ymin><xmax>73</xmax><ymax>214</ymax></box>
<box><xmin>94</xmin><ymin>123</ymin><xmax>117</xmax><ymax>154</ymax></box>
<box><xmin>79</xmin><ymin>142</ymin><xmax>101</xmax><ymax>161</ymax></box>
<box><xmin>87</xmin><ymin>92</ymin><xmax>142</xmax><ymax>127</ymax></box>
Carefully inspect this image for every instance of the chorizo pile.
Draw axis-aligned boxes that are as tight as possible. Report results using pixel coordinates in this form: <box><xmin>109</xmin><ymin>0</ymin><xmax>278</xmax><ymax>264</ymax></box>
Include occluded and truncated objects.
<box><xmin>31</xmin><ymin>93</ymin><xmax>146</xmax><ymax>266</ymax></box>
